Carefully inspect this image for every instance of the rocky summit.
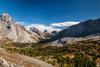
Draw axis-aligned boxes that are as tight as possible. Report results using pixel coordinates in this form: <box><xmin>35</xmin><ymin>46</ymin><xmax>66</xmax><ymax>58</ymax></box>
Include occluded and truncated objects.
<box><xmin>50</xmin><ymin>18</ymin><xmax>100</xmax><ymax>46</ymax></box>
<box><xmin>0</xmin><ymin>13</ymin><xmax>44</xmax><ymax>43</ymax></box>
<box><xmin>30</xmin><ymin>27</ymin><xmax>46</xmax><ymax>39</ymax></box>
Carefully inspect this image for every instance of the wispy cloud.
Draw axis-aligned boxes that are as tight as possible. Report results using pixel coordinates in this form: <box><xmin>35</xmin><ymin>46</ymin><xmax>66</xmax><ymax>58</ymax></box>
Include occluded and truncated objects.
<box><xmin>25</xmin><ymin>24</ymin><xmax>61</xmax><ymax>32</ymax></box>
<box><xmin>16</xmin><ymin>21</ymin><xmax>24</xmax><ymax>25</ymax></box>
<box><xmin>51</xmin><ymin>21</ymin><xmax>80</xmax><ymax>27</ymax></box>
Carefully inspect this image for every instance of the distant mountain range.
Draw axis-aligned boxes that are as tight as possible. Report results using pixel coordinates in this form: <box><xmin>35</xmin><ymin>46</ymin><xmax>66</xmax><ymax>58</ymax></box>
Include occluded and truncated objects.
<box><xmin>1</xmin><ymin>13</ymin><xmax>100</xmax><ymax>46</ymax></box>
<box><xmin>0</xmin><ymin>13</ymin><xmax>45</xmax><ymax>43</ymax></box>
<box><xmin>50</xmin><ymin>18</ymin><xmax>100</xmax><ymax>46</ymax></box>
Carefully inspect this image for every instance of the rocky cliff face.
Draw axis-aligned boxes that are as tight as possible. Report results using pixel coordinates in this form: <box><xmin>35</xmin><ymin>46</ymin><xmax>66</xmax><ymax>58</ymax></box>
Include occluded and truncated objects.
<box><xmin>30</xmin><ymin>27</ymin><xmax>46</xmax><ymax>39</ymax></box>
<box><xmin>0</xmin><ymin>13</ymin><xmax>43</xmax><ymax>43</ymax></box>
<box><xmin>0</xmin><ymin>55</ymin><xmax>24</xmax><ymax>67</ymax></box>
<box><xmin>44</xmin><ymin>30</ymin><xmax>52</xmax><ymax>37</ymax></box>
<box><xmin>50</xmin><ymin>18</ymin><xmax>100</xmax><ymax>46</ymax></box>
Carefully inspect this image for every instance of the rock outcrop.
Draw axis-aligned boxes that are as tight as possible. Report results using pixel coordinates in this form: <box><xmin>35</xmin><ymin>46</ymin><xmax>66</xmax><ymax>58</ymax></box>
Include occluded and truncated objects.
<box><xmin>0</xmin><ymin>55</ymin><xmax>24</xmax><ymax>67</ymax></box>
<box><xmin>0</xmin><ymin>47</ymin><xmax>54</xmax><ymax>67</ymax></box>
<box><xmin>30</xmin><ymin>27</ymin><xmax>46</xmax><ymax>39</ymax></box>
<box><xmin>0</xmin><ymin>56</ymin><xmax>9</xmax><ymax>67</ymax></box>
<box><xmin>50</xmin><ymin>18</ymin><xmax>100</xmax><ymax>46</ymax></box>
<box><xmin>0</xmin><ymin>13</ymin><xmax>44</xmax><ymax>43</ymax></box>
<box><xmin>44</xmin><ymin>30</ymin><xmax>51</xmax><ymax>35</ymax></box>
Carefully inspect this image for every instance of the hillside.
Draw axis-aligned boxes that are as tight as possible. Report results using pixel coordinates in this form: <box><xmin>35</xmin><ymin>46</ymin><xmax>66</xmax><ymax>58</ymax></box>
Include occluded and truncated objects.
<box><xmin>51</xmin><ymin>18</ymin><xmax>100</xmax><ymax>46</ymax></box>
<box><xmin>0</xmin><ymin>46</ymin><xmax>54</xmax><ymax>67</ymax></box>
<box><xmin>0</xmin><ymin>13</ymin><xmax>45</xmax><ymax>43</ymax></box>
<box><xmin>30</xmin><ymin>27</ymin><xmax>46</xmax><ymax>39</ymax></box>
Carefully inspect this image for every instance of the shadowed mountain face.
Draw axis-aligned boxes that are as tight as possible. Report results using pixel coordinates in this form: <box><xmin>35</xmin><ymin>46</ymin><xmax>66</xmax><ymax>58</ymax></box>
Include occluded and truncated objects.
<box><xmin>50</xmin><ymin>18</ymin><xmax>100</xmax><ymax>46</ymax></box>
<box><xmin>0</xmin><ymin>13</ymin><xmax>44</xmax><ymax>43</ymax></box>
<box><xmin>51</xmin><ymin>31</ymin><xmax>57</xmax><ymax>35</ymax></box>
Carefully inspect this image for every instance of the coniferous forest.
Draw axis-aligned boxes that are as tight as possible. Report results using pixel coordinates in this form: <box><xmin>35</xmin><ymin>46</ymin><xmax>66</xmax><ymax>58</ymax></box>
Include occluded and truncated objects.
<box><xmin>0</xmin><ymin>39</ymin><xmax>100</xmax><ymax>67</ymax></box>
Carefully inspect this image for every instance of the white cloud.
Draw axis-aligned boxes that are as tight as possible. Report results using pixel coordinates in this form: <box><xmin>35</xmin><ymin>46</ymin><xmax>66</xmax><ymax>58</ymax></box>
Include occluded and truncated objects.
<box><xmin>24</xmin><ymin>21</ymin><xmax>80</xmax><ymax>32</ymax></box>
<box><xmin>16</xmin><ymin>21</ymin><xmax>24</xmax><ymax>25</ymax></box>
<box><xmin>51</xmin><ymin>21</ymin><xmax>80</xmax><ymax>27</ymax></box>
<box><xmin>25</xmin><ymin>24</ymin><xmax>61</xmax><ymax>32</ymax></box>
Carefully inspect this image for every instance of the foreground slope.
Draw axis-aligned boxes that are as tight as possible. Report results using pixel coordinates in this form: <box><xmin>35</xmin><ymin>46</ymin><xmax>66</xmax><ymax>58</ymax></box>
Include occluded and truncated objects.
<box><xmin>0</xmin><ymin>13</ymin><xmax>45</xmax><ymax>43</ymax></box>
<box><xmin>0</xmin><ymin>47</ymin><xmax>54</xmax><ymax>67</ymax></box>
<box><xmin>1</xmin><ymin>40</ymin><xmax>97</xmax><ymax>67</ymax></box>
<box><xmin>51</xmin><ymin>18</ymin><xmax>100</xmax><ymax>46</ymax></box>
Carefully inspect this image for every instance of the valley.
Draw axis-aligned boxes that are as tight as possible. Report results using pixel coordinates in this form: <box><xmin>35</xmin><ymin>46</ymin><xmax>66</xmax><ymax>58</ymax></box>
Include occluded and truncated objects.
<box><xmin>0</xmin><ymin>39</ymin><xmax>100</xmax><ymax>67</ymax></box>
<box><xmin>0</xmin><ymin>0</ymin><xmax>100</xmax><ymax>67</ymax></box>
<box><xmin>0</xmin><ymin>13</ymin><xmax>99</xmax><ymax>67</ymax></box>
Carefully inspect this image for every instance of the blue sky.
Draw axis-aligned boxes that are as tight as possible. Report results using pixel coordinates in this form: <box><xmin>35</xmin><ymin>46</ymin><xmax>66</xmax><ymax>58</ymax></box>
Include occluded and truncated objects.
<box><xmin>0</xmin><ymin>0</ymin><xmax>100</xmax><ymax>32</ymax></box>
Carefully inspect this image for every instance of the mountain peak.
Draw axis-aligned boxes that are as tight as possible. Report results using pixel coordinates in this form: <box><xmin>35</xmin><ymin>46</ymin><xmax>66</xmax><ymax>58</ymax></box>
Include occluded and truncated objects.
<box><xmin>51</xmin><ymin>18</ymin><xmax>100</xmax><ymax>46</ymax></box>
<box><xmin>0</xmin><ymin>13</ymin><xmax>45</xmax><ymax>43</ymax></box>
<box><xmin>0</xmin><ymin>13</ymin><xmax>11</xmax><ymax>20</ymax></box>
<box><xmin>1</xmin><ymin>13</ymin><xmax>11</xmax><ymax>18</ymax></box>
<box><xmin>2</xmin><ymin>13</ymin><xmax>9</xmax><ymax>16</ymax></box>
<box><xmin>30</xmin><ymin>27</ymin><xmax>39</xmax><ymax>32</ymax></box>
<box><xmin>30</xmin><ymin>27</ymin><xmax>46</xmax><ymax>39</ymax></box>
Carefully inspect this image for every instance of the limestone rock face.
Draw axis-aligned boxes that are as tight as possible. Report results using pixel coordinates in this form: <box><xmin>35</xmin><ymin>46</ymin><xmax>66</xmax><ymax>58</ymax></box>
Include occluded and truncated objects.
<box><xmin>0</xmin><ymin>13</ymin><xmax>43</xmax><ymax>43</ymax></box>
<box><xmin>0</xmin><ymin>55</ymin><xmax>24</xmax><ymax>67</ymax></box>
<box><xmin>51</xmin><ymin>18</ymin><xmax>100</xmax><ymax>46</ymax></box>
<box><xmin>44</xmin><ymin>30</ymin><xmax>51</xmax><ymax>36</ymax></box>
<box><xmin>30</xmin><ymin>27</ymin><xmax>46</xmax><ymax>39</ymax></box>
